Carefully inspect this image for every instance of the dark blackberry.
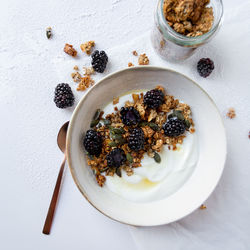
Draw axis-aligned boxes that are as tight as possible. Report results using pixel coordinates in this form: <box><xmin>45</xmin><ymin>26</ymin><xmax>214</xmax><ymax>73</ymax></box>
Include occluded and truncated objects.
<box><xmin>91</xmin><ymin>50</ymin><xmax>108</xmax><ymax>73</ymax></box>
<box><xmin>83</xmin><ymin>130</ymin><xmax>103</xmax><ymax>156</ymax></box>
<box><xmin>143</xmin><ymin>89</ymin><xmax>164</xmax><ymax>109</ymax></box>
<box><xmin>54</xmin><ymin>83</ymin><xmax>74</xmax><ymax>108</ymax></box>
<box><xmin>163</xmin><ymin>118</ymin><xmax>186</xmax><ymax>137</ymax></box>
<box><xmin>197</xmin><ymin>58</ymin><xmax>214</xmax><ymax>78</ymax></box>
<box><xmin>106</xmin><ymin>148</ymin><xmax>126</xmax><ymax>168</ymax></box>
<box><xmin>120</xmin><ymin>107</ymin><xmax>141</xmax><ymax>126</ymax></box>
<box><xmin>128</xmin><ymin>127</ymin><xmax>145</xmax><ymax>151</ymax></box>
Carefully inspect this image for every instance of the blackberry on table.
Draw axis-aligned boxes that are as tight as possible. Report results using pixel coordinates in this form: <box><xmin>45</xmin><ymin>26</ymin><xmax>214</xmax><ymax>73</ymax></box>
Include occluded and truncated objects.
<box><xmin>197</xmin><ymin>58</ymin><xmax>214</xmax><ymax>78</ymax></box>
<box><xmin>143</xmin><ymin>89</ymin><xmax>164</xmax><ymax>109</ymax></box>
<box><xmin>120</xmin><ymin>107</ymin><xmax>141</xmax><ymax>126</ymax></box>
<box><xmin>163</xmin><ymin>117</ymin><xmax>186</xmax><ymax>137</ymax></box>
<box><xmin>91</xmin><ymin>50</ymin><xmax>108</xmax><ymax>73</ymax></box>
<box><xmin>54</xmin><ymin>83</ymin><xmax>74</xmax><ymax>108</ymax></box>
<box><xmin>83</xmin><ymin>130</ymin><xmax>103</xmax><ymax>156</ymax></box>
<box><xmin>106</xmin><ymin>148</ymin><xmax>126</xmax><ymax>168</ymax></box>
<box><xmin>128</xmin><ymin>127</ymin><xmax>145</xmax><ymax>151</ymax></box>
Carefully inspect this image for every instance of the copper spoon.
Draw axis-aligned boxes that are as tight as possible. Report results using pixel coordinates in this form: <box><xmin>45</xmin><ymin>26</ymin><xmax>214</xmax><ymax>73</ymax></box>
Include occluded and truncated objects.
<box><xmin>42</xmin><ymin>121</ymin><xmax>69</xmax><ymax>235</ymax></box>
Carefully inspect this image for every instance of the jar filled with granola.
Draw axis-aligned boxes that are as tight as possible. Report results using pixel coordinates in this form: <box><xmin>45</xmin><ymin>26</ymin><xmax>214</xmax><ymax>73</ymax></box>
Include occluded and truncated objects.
<box><xmin>151</xmin><ymin>0</ymin><xmax>223</xmax><ymax>61</ymax></box>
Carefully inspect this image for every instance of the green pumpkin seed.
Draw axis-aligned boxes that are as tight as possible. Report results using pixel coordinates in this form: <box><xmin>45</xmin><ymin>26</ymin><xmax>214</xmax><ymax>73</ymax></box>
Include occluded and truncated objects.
<box><xmin>110</xmin><ymin>127</ymin><xmax>125</xmax><ymax>134</ymax></box>
<box><xmin>148</xmin><ymin>122</ymin><xmax>160</xmax><ymax>131</ymax></box>
<box><xmin>86</xmin><ymin>152</ymin><xmax>94</xmax><ymax>160</ymax></box>
<box><xmin>108</xmin><ymin>141</ymin><xmax>118</xmax><ymax>147</ymax></box>
<box><xmin>117</xmin><ymin>138</ymin><xmax>127</xmax><ymax>145</ymax></box>
<box><xmin>184</xmin><ymin>119</ymin><xmax>191</xmax><ymax>129</ymax></box>
<box><xmin>46</xmin><ymin>27</ymin><xmax>52</xmax><ymax>39</ymax></box>
<box><xmin>139</xmin><ymin>121</ymin><xmax>148</xmax><ymax>127</ymax></box>
<box><xmin>116</xmin><ymin>167</ymin><xmax>122</xmax><ymax>177</ymax></box>
<box><xmin>173</xmin><ymin>110</ymin><xmax>184</xmax><ymax>120</ymax></box>
<box><xmin>90</xmin><ymin>119</ymin><xmax>99</xmax><ymax>128</ymax></box>
<box><xmin>110</xmin><ymin>133</ymin><xmax>123</xmax><ymax>141</ymax></box>
<box><xmin>100</xmin><ymin>167</ymin><xmax>109</xmax><ymax>173</ymax></box>
<box><xmin>93</xmin><ymin>109</ymin><xmax>101</xmax><ymax>120</ymax></box>
<box><xmin>154</xmin><ymin>152</ymin><xmax>161</xmax><ymax>163</ymax></box>
<box><xmin>126</xmin><ymin>153</ymin><xmax>133</xmax><ymax>163</ymax></box>
<box><xmin>103</xmin><ymin>119</ymin><xmax>111</xmax><ymax>125</ymax></box>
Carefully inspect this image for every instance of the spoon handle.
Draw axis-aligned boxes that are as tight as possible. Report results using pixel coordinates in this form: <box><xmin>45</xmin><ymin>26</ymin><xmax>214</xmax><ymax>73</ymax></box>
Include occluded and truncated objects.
<box><xmin>42</xmin><ymin>155</ymin><xmax>66</xmax><ymax>235</ymax></box>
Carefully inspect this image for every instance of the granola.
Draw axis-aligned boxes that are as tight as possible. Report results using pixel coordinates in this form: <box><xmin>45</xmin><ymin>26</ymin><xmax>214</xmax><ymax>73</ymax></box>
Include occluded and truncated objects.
<box><xmin>163</xmin><ymin>0</ymin><xmax>214</xmax><ymax>37</ymax></box>
<box><xmin>64</xmin><ymin>43</ymin><xmax>77</xmax><ymax>57</ymax></box>
<box><xmin>83</xmin><ymin>86</ymin><xmax>195</xmax><ymax>186</ymax></box>
<box><xmin>80</xmin><ymin>41</ymin><xmax>95</xmax><ymax>55</ymax></box>
<box><xmin>138</xmin><ymin>53</ymin><xmax>149</xmax><ymax>65</ymax></box>
<box><xmin>227</xmin><ymin>108</ymin><xmax>236</xmax><ymax>119</ymax></box>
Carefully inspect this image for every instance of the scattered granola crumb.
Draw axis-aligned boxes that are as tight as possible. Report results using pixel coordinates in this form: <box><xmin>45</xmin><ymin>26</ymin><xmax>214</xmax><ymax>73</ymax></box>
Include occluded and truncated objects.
<box><xmin>73</xmin><ymin>65</ymin><xmax>79</xmax><ymax>71</ymax></box>
<box><xmin>138</xmin><ymin>53</ymin><xmax>149</xmax><ymax>65</ymax></box>
<box><xmin>128</xmin><ymin>62</ymin><xmax>134</xmax><ymax>67</ymax></box>
<box><xmin>83</xmin><ymin>66</ymin><xmax>95</xmax><ymax>76</ymax></box>
<box><xmin>80</xmin><ymin>41</ymin><xmax>95</xmax><ymax>55</ymax></box>
<box><xmin>190</xmin><ymin>128</ymin><xmax>195</xmax><ymax>134</ymax></box>
<box><xmin>113</xmin><ymin>97</ymin><xmax>119</xmax><ymax>105</ymax></box>
<box><xmin>114</xmin><ymin>107</ymin><xmax>118</xmax><ymax>111</ymax></box>
<box><xmin>160</xmin><ymin>40</ymin><xmax>165</xmax><ymax>48</ymax></box>
<box><xmin>200</xmin><ymin>204</ymin><xmax>207</xmax><ymax>210</ymax></box>
<box><xmin>248</xmin><ymin>131</ymin><xmax>250</xmax><ymax>139</ymax></box>
<box><xmin>227</xmin><ymin>108</ymin><xmax>236</xmax><ymax>119</ymax></box>
<box><xmin>132</xmin><ymin>50</ymin><xmax>138</xmax><ymax>56</ymax></box>
<box><xmin>71</xmin><ymin>72</ymin><xmax>82</xmax><ymax>82</ymax></box>
<box><xmin>46</xmin><ymin>27</ymin><xmax>52</xmax><ymax>39</ymax></box>
<box><xmin>77</xmin><ymin>76</ymin><xmax>95</xmax><ymax>91</ymax></box>
<box><xmin>64</xmin><ymin>43</ymin><xmax>77</xmax><ymax>57</ymax></box>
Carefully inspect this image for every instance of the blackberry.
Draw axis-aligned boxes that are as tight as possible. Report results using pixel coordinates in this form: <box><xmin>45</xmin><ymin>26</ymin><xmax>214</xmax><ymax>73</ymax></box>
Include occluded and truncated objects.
<box><xmin>120</xmin><ymin>107</ymin><xmax>141</xmax><ymax>126</ymax></box>
<box><xmin>163</xmin><ymin>118</ymin><xmax>186</xmax><ymax>137</ymax></box>
<box><xmin>91</xmin><ymin>50</ymin><xmax>108</xmax><ymax>73</ymax></box>
<box><xmin>106</xmin><ymin>148</ymin><xmax>126</xmax><ymax>168</ymax></box>
<box><xmin>197</xmin><ymin>58</ymin><xmax>214</xmax><ymax>78</ymax></box>
<box><xmin>54</xmin><ymin>83</ymin><xmax>74</xmax><ymax>108</ymax></box>
<box><xmin>83</xmin><ymin>130</ymin><xmax>103</xmax><ymax>156</ymax></box>
<box><xmin>128</xmin><ymin>127</ymin><xmax>145</xmax><ymax>151</ymax></box>
<box><xmin>143</xmin><ymin>89</ymin><xmax>164</xmax><ymax>109</ymax></box>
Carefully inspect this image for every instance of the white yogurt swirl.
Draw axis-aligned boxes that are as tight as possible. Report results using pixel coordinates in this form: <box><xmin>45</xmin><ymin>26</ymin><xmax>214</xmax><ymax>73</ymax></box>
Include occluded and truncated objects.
<box><xmin>103</xmin><ymin>91</ymin><xmax>199</xmax><ymax>202</ymax></box>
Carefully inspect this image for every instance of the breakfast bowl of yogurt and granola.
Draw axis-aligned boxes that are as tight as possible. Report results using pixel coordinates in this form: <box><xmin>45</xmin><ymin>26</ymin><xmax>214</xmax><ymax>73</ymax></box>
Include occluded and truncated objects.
<box><xmin>66</xmin><ymin>66</ymin><xmax>226</xmax><ymax>226</ymax></box>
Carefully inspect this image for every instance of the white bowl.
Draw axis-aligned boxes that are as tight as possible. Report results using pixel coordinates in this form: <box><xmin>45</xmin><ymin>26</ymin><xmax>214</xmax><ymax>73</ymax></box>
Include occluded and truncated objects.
<box><xmin>66</xmin><ymin>66</ymin><xmax>226</xmax><ymax>226</ymax></box>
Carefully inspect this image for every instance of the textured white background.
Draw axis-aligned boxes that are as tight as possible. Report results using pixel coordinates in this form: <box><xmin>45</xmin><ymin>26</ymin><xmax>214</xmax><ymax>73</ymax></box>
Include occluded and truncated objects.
<box><xmin>0</xmin><ymin>0</ymin><xmax>249</xmax><ymax>250</ymax></box>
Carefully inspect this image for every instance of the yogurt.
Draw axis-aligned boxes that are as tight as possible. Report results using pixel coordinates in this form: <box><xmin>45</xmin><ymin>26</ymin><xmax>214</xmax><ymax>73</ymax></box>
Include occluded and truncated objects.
<box><xmin>103</xmin><ymin>91</ymin><xmax>199</xmax><ymax>202</ymax></box>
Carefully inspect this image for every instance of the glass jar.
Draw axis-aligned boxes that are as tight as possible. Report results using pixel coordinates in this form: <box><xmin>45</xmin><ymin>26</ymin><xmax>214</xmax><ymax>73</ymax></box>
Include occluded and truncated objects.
<box><xmin>151</xmin><ymin>0</ymin><xmax>223</xmax><ymax>61</ymax></box>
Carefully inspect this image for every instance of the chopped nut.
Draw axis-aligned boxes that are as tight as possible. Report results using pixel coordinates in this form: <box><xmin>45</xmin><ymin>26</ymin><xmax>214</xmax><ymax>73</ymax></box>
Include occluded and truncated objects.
<box><xmin>142</xmin><ymin>126</ymin><xmax>154</xmax><ymax>138</ymax></box>
<box><xmin>148</xmin><ymin>109</ymin><xmax>157</xmax><ymax>122</ymax></box>
<box><xmin>200</xmin><ymin>204</ymin><xmax>207</xmax><ymax>210</ymax></box>
<box><xmin>227</xmin><ymin>108</ymin><xmax>236</xmax><ymax>119</ymax></box>
<box><xmin>80</xmin><ymin>41</ymin><xmax>95</xmax><ymax>55</ymax></box>
<box><xmin>132</xmin><ymin>50</ymin><xmax>138</xmax><ymax>56</ymax></box>
<box><xmin>64</xmin><ymin>43</ymin><xmax>77</xmax><ymax>57</ymax></box>
<box><xmin>132</xmin><ymin>94</ymin><xmax>139</xmax><ymax>103</ymax></box>
<box><xmin>128</xmin><ymin>62</ymin><xmax>134</xmax><ymax>67</ymax></box>
<box><xmin>113</xmin><ymin>97</ymin><xmax>119</xmax><ymax>105</ymax></box>
<box><xmin>138</xmin><ymin>53</ymin><xmax>149</xmax><ymax>65</ymax></box>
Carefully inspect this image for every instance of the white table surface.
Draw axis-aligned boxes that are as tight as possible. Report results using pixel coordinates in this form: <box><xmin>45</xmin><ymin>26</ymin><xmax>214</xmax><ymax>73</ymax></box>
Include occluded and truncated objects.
<box><xmin>0</xmin><ymin>0</ymin><xmax>245</xmax><ymax>250</ymax></box>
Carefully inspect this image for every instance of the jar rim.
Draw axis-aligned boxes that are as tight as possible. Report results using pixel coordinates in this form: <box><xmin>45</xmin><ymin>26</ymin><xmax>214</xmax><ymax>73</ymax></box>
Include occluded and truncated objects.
<box><xmin>159</xmin><ymin>0</ymin><xmax>224</xmax><ymax>45</ymax></box>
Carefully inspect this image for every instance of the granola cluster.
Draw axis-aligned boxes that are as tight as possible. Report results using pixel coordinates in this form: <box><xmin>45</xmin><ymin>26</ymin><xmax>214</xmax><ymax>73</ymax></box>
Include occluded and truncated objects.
<box><xmin>84</xmin><ymin>86</ymin><xmax>195</xmax><ymax>187</ymax></box>
<box><xmin>163</xmin><ymin>0</ymin><xmax>214</xmax><ymax>37</ymax></box>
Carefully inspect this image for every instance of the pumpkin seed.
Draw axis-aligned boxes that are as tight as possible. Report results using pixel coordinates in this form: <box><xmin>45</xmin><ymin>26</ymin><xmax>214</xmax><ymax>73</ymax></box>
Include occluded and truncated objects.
<box><xmin>126</xmin><ymin>153</ymin><xmax>133</xmax><ymax>163</ymax></box>
<box><xmin>148</xmin><ymin>122</ymin><xmax>160</xmax><ymax>131</ymax></box>
<box><xmin>100</xmin><ymin>167</ymin><xmax>109</xmax><ymax>173</ymax></box>
<box><xmin>173</xmin><ymin>110</ymin><xmax>184</xmax><ymax>120</ymax></box>
<box><xmin>184</xmin><ymin>119</ymin><xmax>191</xmax><ymax>129</ymax></box>
<box><xmin>154</xmin><ymin>152</ymin><xmax>161</xmax><ymax>163</ymax></box>
<box><xmin>46</xmin><ymin>27</ymin><xmax>52</xmax><ymax>39</ymax></box>
<box><xmin>93</xmin><ymin>109</ymin><xmax>101</xmax><ymax>120</ymax></box>
<box><xmin>116</xmin><ymin>167</ymin><xmax>122</xmax><ymax>177</ymax></box>
<box><xmin>139</xmin><ymin>121</ymin><xmax>148</xmax><ymax>127</ymax></box>
<box><xmin>110</xmin><ymin>127</ymin><xmax>125</xmax><ymax>134</ymax></box>
<box><xmin>108</xmin><ymin>141</ymin><xmax>118</xmax><ymax>147</ymax></box>
<box><xmin>90</xmin><ymin>119</ymin><xmax>99</xmax><ymax>128</ymax></box>
<box><xmin>103</xmin><ymin>119</ymin><xmax>111</xmax><ymax>125</ymax></box>
<box><xmin>86</xmin><ymin>152</ymin><xmax>94</xmax><ymax>160</ymax></box>
<box><xmin>110</xmin><ymin>133</ymin><xmax>123</xmax><ymax>141</ymax></box>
